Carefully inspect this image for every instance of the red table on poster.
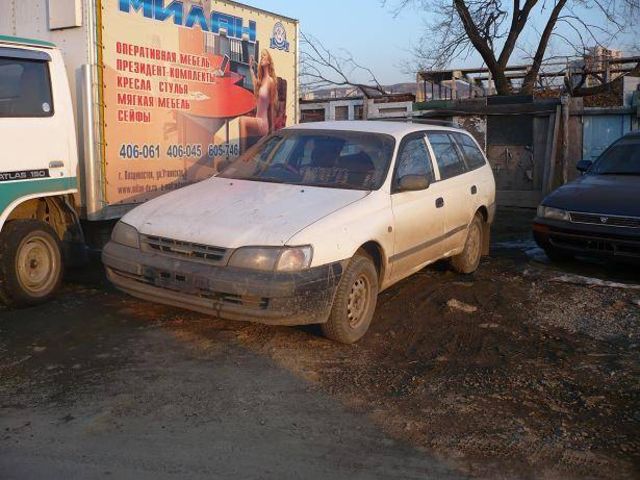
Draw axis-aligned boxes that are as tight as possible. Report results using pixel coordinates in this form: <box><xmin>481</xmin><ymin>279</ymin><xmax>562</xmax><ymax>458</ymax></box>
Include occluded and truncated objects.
<box><xmin>188</xmin><ymin>71</ymin><xmax>256</xmax><ymax>119</ymax></box>
<box><xmin>183</xmin><ymin>54</ymin><xmax>257</xmax><ymax>148</ymax></box>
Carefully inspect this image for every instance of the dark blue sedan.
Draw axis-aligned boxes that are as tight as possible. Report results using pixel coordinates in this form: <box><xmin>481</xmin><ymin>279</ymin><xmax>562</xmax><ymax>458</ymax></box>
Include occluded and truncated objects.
<box><xmin>533</xmin><ymin>131</ymin><xmax>640</xmax><ymax>262</ymax></box>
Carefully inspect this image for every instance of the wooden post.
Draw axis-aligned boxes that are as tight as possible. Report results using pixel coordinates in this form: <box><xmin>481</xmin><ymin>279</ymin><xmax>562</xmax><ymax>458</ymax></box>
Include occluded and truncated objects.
<box><xmin>542</xmin><ymin>114</ymin><xmax>554</xmax><ymax>194</ymax></box>
<box><xmin>561</xmin><ymin>95</ymin><xmax>570</xmax><ymax>184</ymax></box>
<box><xmin>546</xmin><ymin>105</ymin><xmax>562</xmax><ymax>193</ymax></box>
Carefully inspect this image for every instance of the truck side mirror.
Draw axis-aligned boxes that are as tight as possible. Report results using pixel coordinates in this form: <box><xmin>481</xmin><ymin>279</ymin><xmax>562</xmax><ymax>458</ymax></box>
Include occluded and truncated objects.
<box><xmin>576</xmin><ymin>160</ymin><xmax>593</xmax><ymax>173</ymax></box>
<box><xmin>397</xmin><ymin>175</ymin><xmax>430</xmax><ymax>192</ymax></box>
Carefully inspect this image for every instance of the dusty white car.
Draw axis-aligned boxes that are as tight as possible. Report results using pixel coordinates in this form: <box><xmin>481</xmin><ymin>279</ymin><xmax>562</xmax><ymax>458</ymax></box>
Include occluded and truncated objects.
<box><xmin>103</xmin><ymin>121</ymin><xmax>496</xmax><ymax>343</ymax></box>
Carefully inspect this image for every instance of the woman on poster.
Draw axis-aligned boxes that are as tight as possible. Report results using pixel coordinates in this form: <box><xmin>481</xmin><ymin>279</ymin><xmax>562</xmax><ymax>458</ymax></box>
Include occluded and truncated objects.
<box><xmin>239</xmin><ymin>49</ymin><xmax>278</xmax><ymax>153</ymax></box>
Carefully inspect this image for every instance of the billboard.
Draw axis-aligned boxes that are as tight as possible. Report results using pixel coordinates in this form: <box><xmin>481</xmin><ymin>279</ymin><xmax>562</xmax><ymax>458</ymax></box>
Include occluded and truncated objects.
<box><xmin>100</xmin><ymin>0</ymin><xmax>298</xmax><ymax>205</ymax></box>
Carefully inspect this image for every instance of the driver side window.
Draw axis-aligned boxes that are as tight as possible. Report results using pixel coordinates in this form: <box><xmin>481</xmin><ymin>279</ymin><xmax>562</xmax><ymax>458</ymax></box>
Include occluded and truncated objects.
<box><xmin>395</xmin><ymin>134</ymin><xmax>435</xmax><ymax>186</ymax></box>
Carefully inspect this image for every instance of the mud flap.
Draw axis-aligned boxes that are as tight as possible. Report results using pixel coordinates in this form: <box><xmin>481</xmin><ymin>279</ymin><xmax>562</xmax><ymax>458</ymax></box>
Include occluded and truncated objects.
<box><xmin>482</xmin><ymin>222</ymin><xmax>491</xmax><ymax>256</ymax></box>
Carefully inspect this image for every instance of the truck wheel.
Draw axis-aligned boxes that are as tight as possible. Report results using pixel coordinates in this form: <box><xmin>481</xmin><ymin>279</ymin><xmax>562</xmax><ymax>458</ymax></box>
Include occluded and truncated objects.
<box><xmin>0</xmin><ymin>220</ymin><xmax>63</xmax><ymax>307</ymax></box>
<box><xmin>322</xmin><ymin>252</ymin><xmax>378</xmax><ymax>344</ymax></box>
<box><xmin>451</xmin><ymin>213</ymin><xmax>483</xmax><ymax>274</ymax></box>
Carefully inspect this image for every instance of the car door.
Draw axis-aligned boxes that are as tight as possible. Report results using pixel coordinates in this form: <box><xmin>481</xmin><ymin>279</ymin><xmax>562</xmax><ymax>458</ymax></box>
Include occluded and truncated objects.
<box><xmin>451</xmin><ymin>132</ymin><xmax>491</xmax><ymax>217</ymax></box>
<box><xmin>390</xmin><ymin>132</ymin><xmax>447</xmax><ymax>282</ymax></box>
<box><xmin>425</xmin><ymin>131</ymin><xmax>472</xmax><ymax>254</ymax></box>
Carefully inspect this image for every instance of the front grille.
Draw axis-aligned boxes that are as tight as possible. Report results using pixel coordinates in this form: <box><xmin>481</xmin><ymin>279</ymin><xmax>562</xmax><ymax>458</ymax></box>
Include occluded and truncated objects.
<box><xmin>549</xmin><ymin>232</ymin><xmax>640</xmax><ymax>258</ymax></box>
<box><xmin>142</xmin><ymin>235</ymin><xmax>228</xmax><ymax>264</ymax></box>
<box><xmin>111</xmin><ymin>268</ymin><xmax>269</xmax><ymax>309</ymax></box>
<box><xmin>570</xmin><ymin>212</ymin><xmax>640</xmax><ymax>229</ymax></box>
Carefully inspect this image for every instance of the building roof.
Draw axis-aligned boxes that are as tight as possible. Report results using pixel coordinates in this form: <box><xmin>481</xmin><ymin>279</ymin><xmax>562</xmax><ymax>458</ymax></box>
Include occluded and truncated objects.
<box><xmin>288</xmin><ymin>120</ymin><xmax>459</xmax><ymax>137</ymax></box>
<box><xmin>0</xmin><ymin>34</ymin><xmax>55</xmax><ymax>49</ymax></box>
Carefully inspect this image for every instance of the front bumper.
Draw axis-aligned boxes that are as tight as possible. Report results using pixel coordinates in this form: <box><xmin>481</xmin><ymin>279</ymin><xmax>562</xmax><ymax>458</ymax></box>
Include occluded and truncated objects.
<box><xmin>533</xmin><ymin>217</ymin><xmax>640</xmax><ymax>260</ymax></box>
<box><xmin>102</xmin><ymin>241</ymin><xmax>345</xmax><ymax>325</ymax></box>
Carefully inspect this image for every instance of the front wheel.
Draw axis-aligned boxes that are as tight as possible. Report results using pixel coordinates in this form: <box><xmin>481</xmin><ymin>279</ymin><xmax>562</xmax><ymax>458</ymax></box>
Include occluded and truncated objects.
<box><xmin>0</xmin><ymin>220</ymin><xmax>63</xmax><ymax>307</ymax></box>
<box><xmin>322</xmin><ymin>252</ymin><xmax>379</xmax><ymax>344</ymax></box>
<box><xmin>450</xmin><ymin>213</ymin><xmax>484</xmax><ymax>274</ymax></box>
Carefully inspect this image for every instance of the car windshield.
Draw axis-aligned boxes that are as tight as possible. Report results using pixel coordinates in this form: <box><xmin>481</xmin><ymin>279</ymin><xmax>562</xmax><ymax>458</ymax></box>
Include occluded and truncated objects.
<box><xmin>219</xmin><ymin>130</ymin><xmax>396</xmax><ymax>190</ymax></box>
<box><xmin>590</xmin><ymin>137</ymin><xmax>640</xmax><ymax>175</ymax></box>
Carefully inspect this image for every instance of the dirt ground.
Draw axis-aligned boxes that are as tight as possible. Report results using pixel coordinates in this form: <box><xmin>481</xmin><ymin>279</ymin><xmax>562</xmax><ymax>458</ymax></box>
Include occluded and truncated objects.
<box><xmin>1</xmin><ymin>208</ymin><xmax>638</xmax><ymax>479</ymax></box>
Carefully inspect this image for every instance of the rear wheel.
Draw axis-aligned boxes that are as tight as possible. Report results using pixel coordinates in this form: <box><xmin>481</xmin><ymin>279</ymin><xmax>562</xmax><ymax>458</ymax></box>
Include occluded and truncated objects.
<box><xmin>451</xmin><ymin>213</ymin><xmax>484</xmax><ymax>274</ymax></box>
<box><xmin>322</xmin><ymin>252</ymin><xmax>379</xmax><ymax>344</ymax></box>
<box><xmin>0</xmin><ymin>220</ymin><xmax>63</xmax><ymax>307</ymax></box>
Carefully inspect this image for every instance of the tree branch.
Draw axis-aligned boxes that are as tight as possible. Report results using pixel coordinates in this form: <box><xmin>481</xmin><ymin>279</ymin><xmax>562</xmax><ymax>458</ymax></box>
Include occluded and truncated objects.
<box><xmin>300</xmin><ymin>32</ymin><xmax>387</xmax><ymax>98</ymax></box>
<box><xmin>521</xmin><ymin>0</ymin><xmax>569</xmax><ymax>93</ymax></box>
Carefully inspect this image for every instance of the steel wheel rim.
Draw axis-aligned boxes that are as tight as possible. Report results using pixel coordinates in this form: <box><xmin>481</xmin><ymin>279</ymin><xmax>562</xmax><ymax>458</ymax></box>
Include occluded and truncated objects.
<box><xmin>467</xmin><ymin>222</ymin><xmax>481</xmax><ymax>262</ymax></box>
<box><xmin>16</xmin><ymin>235</ymin><xmax>58</xmax><ymax>296</ymax></box>
<box><xmin>347</xmin><ymin>274</ymin><xmax>370</xmax><ymax>329</ymax></box>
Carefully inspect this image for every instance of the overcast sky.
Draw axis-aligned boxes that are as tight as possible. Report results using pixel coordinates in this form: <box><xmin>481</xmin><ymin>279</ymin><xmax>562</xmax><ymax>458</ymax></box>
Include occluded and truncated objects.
<box><xmin>241</xmin><ymin>0</ymin><xmax>639</xmax><ymax>85</ymax></box>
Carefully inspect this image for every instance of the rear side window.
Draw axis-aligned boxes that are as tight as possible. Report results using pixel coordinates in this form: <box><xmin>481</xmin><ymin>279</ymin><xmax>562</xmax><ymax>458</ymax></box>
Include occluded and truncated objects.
<box><xmin>452</xmin><ymin>133</ymin><xmax>486</xmax><ymax>170</ymax></box>
<box><xmin>427</xmin><ymin>132</ymin><xmax>467</xmax><ymax>180</ymax></box>
<box><xmin>0</xmin><ymin>58</ymin><xmax>53</xmax><ymax>117</ymax></box>
<box><xmin>395</xmin><ymin>134</ymin><xmax>435</xmax><ymax>183</ymax></box>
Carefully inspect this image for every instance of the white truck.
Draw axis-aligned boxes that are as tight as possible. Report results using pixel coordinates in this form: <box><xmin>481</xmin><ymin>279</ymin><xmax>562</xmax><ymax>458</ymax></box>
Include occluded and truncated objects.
<box><xmin>0</xmin><ymin>0</ymin><xmax>299</xmax><ymax>306</ymax></box>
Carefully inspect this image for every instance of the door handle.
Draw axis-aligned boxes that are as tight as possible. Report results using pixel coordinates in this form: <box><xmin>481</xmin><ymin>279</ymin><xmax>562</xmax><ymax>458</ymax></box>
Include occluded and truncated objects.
<box><xmin>471</xmin><ymin>185</ymin><xmax>478</xmax><ymax>195</ymax></box>
<box><xmin>49</xmin><ymin>161</ymin><xmax>65</xmax><ymax>169</ymax></box>
<box><xmin>436</xmin><ymin>197</ymin><xmax>445</xmax><ymax>208</ymax></box>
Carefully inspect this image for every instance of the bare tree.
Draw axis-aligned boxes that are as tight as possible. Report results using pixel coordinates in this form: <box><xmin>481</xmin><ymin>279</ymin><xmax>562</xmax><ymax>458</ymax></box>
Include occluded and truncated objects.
<box><xmin>300</xmin><ymin>32</ymin><xmax>388</xmax><ymax>98</ymax></box>
<box><xmin>387</xmin><ymin>0</ymin><xmax>639</xmax><ymax>95</ymax></box>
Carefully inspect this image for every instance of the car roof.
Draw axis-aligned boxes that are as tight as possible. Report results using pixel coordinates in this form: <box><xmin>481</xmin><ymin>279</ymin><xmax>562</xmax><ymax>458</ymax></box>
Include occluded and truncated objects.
<box><xmin>288</xmin><ymin>120</ymin><xmax>467</xmax><ymax>139</ymax></box>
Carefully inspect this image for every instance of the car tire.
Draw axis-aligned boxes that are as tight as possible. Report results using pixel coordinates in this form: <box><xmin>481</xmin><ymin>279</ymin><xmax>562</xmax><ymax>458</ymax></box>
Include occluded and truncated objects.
<box><xmin>321</xmin><ymin>252</ymin><xmax>379</xmax><ymax>344</ymax></box>
<box><xmin>0</xmin><ymin>220</ymin><xmax>64</xmax><ymax>308</ymax></box>
<box><xmin>451</xmin><ymin>213</ymin><xmax>484</xmax><ymax>274</ymax></box>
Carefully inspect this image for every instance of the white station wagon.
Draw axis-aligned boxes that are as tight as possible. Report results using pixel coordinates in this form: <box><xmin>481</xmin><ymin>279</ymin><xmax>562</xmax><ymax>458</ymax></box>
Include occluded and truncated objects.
<box><xmin>103</xmin><ymin>121</ymin><xmax>496</xmax><ymax>343</ymax></box>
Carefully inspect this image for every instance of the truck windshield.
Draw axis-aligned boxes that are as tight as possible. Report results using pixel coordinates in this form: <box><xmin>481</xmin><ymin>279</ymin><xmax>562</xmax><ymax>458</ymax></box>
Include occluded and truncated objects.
<box><xmin>590</xmin><ymin>137</ymin><xmax>640</xmax><ymax>176</ymax></box>
<box><xmin>219</xmin><ymin>130</ymin><xmax>396</xmax><ymax>191</ymax></box>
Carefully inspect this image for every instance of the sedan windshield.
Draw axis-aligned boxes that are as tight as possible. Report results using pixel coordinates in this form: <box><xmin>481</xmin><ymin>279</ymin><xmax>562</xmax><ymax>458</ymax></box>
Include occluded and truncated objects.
<box><xmin>219</xmin><ymin>130</ymin><xmax>396</xmax><ymax>190</ymax></box>
<box><xmin>590</xmin><ymin>137</ymin><xmax>640</xmax><ymax>175</ymax></box>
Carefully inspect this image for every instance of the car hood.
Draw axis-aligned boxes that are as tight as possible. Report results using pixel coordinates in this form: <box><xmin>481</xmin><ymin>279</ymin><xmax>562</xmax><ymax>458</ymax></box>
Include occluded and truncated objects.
<box><xmin>543</xmin><ymin>174</ymin><xmax>640</xmax><ymax>217</ymax></box>
<box><xmin>122</xmin><ymin>177</ymin><xmax>370</xmax><ymax>248</ymax></box>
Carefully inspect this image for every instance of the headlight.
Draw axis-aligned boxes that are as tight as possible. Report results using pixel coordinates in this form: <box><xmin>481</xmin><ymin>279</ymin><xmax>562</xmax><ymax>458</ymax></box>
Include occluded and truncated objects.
<box><xmin>537</xmin><ymin>206</ymin><xmax>570</xmax><ymax>221</ymax></box>
<box><xmin>228</xmin><ymin>246</ymin><xmax>313</xmax><ymax>272</ymax></box>
<box><xmin>111</xmin><ymin>221</ymin><xmax>140</xmax><ymax>249</ymax></box>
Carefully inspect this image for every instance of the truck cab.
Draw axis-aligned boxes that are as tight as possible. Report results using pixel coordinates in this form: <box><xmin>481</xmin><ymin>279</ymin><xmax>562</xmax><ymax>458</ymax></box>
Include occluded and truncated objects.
<box><xmin>0</xmin><ymin>35</ymin><xmax>84</xmax><ymax>306</ymax></box>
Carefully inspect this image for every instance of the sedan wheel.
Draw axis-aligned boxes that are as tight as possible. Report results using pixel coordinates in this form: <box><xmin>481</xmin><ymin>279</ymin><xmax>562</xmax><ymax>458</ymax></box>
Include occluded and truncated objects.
<box><xmin>322</xmin><ymin>252</ymin><xmax>379</xmax><ymax>344</ymax></box>
<box><xmin>451</xmin><ymin>213</ymin><xmax>484</xmax><ymax>274</ymax></box>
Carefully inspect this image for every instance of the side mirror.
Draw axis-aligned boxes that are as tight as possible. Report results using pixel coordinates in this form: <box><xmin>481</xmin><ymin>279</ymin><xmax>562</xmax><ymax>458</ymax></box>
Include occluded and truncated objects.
<box><xmin>397</xmin><ymin>174</ymin><xmax>430</xmax><ymax>192</ymax></box>
<box><xmin>576</xmin><ymin>160</ymin><xmax>593</xmax><ymax>173</ymax></box>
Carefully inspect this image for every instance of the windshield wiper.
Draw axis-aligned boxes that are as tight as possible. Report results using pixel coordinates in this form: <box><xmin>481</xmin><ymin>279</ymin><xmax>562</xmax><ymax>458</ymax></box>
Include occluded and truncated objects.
<box><xmin>300</xmin><ymin>182</ymin><xmax>369</xmax><ymax>191</ymax></box>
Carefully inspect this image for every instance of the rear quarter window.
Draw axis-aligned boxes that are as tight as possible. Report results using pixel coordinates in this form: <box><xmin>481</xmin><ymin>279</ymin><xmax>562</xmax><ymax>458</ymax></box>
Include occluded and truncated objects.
<box><xmin>427</xmin><ymin>132</ymin><xmax>467</xmax><ymax>180</ymax></box>
<box><xmin>452</xmin><ymin>132</ymin><xmax>487</xmax><ymax>170</ymax></box>
<box><xmin>0</xmin><ymin>58</ymin><xmax>53</xmax><ymax>118</ymax></box>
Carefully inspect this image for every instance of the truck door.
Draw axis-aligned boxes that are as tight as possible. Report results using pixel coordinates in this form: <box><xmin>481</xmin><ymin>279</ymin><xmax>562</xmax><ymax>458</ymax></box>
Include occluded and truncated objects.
<box><xmin>0</xmin><ymin>47</ymin><xmax>69</xmax><ymax>217</ymax></box>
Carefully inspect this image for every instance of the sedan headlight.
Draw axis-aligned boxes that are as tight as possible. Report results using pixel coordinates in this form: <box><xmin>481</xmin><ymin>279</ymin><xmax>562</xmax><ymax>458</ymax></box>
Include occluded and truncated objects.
<box><xmin>228</xmin><ymin>246</ymin><xmax>313</xmax><ymax>272</ymax></box>
<box><xmin>111</xmin><ymin>221</ymin><xmax>140</xmax><ymax>249</ymax></box>
<box><xmin>537</xmin><ymin>206</ymin><xmax>570</xmax><ymax>221</ymax></box>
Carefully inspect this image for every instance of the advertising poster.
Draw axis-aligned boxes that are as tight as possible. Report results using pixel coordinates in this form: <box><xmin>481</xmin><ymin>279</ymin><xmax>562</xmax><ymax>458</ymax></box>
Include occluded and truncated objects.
<box><xmin>100</xmin><ymin>0</ymin><xmax>298</xmax><ymax>205</ymax></box>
